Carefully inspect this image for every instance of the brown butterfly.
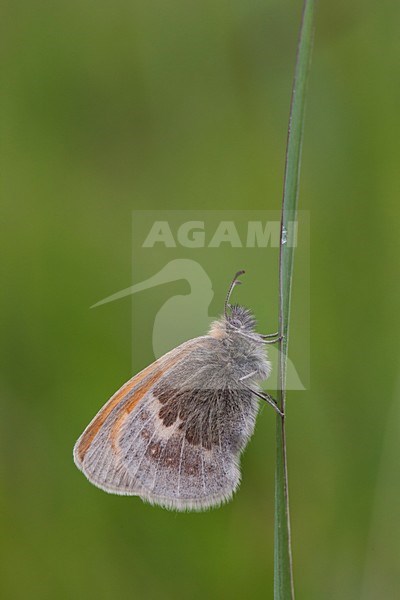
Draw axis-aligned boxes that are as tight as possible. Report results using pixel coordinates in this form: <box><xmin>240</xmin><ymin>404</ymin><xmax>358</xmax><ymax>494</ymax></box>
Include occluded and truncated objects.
<box><xmin>73</xmin><ymin>270</ymin><xmax>282</xmax><ymax>511</ymax></box>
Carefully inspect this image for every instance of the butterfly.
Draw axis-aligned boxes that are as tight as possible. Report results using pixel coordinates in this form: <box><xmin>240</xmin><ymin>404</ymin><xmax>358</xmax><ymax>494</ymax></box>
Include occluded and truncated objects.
<box><xmin>73</xmin><ymin>270</ymin><xmax>283</xmax><ymax>511</ymax></box>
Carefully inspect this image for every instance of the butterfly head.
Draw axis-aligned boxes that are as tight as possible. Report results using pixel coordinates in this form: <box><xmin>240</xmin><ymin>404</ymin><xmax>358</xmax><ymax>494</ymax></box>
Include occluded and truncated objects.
<box><xmin>208</xmin><ymin>271</ymin><xmax>262</xmax><ymax>342</ymax></box>
<box><xmin>226</xmin><ymin>304</ymin><xmax>257</xmax><ymax>333</ymax></box>
<box><xmin>208</xmin><ymin>303</ymin><xmax>260</xmax><ymax>341</ymax></box>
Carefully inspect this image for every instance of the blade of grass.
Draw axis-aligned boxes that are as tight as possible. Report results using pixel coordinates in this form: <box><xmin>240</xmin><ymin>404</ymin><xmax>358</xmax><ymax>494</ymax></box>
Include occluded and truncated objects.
<box><xmin>274</xmin><ymin>2</ymin><xmax>315</xmax><ymax>599</ymax></box>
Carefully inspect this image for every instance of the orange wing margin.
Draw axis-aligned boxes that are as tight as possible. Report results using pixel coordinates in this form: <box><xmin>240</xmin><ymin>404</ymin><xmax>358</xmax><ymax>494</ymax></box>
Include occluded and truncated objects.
<box><xmin>74</xmin><ymin>342</ymin><xmax>197</xmax><ymax>466</ymax></box>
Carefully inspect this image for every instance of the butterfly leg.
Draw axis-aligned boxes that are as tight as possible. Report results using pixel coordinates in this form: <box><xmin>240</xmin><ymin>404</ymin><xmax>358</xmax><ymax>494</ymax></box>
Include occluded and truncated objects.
<box><xmin>244</xmin><ymin>385</ymin><xmax>284</xmax><ymax>417</ymax></box>
<box><xmin>261</xmin><ymin>332</ymin><xmax>283</xmax><ymax>345</ymax></box>
<box><xmin>239</xmin><ymin>371</ymin><xmax>257</xmax><ymax>382</ymax></box>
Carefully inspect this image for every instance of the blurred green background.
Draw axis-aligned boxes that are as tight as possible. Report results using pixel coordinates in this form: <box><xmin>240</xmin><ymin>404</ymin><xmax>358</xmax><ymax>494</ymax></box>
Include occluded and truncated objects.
<box><xmin>1</xmin><ymin>1</ymin><xmax>400</xmax><ymax>598</ymax></box>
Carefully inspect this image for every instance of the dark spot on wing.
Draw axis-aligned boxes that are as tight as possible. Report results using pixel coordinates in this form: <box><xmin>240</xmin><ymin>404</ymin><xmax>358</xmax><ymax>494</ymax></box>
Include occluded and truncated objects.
<box><xmin>141</xmin><ymin>427</ymin><xmax>151</xmax><ymax>441</ymax></box>
<box><xmin>144</xmin><ymin>432</ymin><xmax>202</xmax><ymax>477</ymax></box>
<box><xmin>146</xmin><ymin>440</ymin><xmax>163</xmax><ymax>459</ymax></box>
<box><xmin>159</xmin><ymin>402</ymin><xmax>179</xmax><ymax>427</ymax></box>
<box><xmin>154</xmin><ymin>384</ymin><xmax>249</xmax><ymax>451</ymax></box>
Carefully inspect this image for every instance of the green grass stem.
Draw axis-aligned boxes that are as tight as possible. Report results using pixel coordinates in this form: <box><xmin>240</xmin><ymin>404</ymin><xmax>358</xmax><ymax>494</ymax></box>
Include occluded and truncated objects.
<box><xmin>274</xmin><ymin>2</ymin><xmax>315</xmax><ymax>598</ymax></box>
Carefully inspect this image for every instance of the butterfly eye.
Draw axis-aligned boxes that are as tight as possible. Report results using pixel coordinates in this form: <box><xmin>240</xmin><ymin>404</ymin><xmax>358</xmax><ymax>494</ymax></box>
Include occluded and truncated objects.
<box><xmin>230</xmin><ymin>318</ymin><xmax>242</xmax><ymax>329</ymax></box>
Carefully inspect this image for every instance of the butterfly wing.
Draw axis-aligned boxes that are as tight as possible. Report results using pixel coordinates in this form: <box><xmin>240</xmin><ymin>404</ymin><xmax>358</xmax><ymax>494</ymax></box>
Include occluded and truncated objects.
<box><xmin>74</xmin><ymin>336</ymin><xmax>259</xmax><ymax>511</ymax></box>
<box><xmin>73</xmin><ymin>339</ymin><xmax>199</xmax><ymax>483</ymax></box>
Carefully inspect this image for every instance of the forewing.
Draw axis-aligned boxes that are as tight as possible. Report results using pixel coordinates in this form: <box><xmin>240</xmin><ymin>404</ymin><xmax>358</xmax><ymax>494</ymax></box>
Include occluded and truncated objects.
<box><xmin>73</xmin><ymin>339</ymin><xmax>200</xmax><ymax>493</ymax></box>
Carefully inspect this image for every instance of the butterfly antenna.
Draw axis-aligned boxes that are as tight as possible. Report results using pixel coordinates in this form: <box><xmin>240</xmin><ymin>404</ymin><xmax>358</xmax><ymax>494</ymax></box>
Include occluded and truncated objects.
<box><xmin>224</xmin><ymin>270</ymin><xmax>245</xmax><ymax>319</ymax></box>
